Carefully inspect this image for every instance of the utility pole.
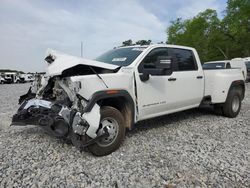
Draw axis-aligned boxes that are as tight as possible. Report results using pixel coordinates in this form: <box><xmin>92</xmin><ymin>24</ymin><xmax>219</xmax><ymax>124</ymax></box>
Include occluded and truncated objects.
<box><xmin>81</xmin><ymin>41</ymin><xmax>83</xmax><ymax>57</ymax></box>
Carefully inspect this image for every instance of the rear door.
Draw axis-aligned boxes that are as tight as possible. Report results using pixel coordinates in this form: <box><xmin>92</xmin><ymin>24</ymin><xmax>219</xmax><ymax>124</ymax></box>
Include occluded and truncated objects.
<box><xmin>168</xmin><ymin>48</ymin><xmax>204</xmax><ymax>108</ymax></box>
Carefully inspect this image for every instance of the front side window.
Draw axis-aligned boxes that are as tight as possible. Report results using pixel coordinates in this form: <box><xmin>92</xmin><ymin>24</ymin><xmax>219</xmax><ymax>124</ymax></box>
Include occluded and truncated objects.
<box><xmin>138</xmin><ymin>48</ymin><xmax>168</xmax><ymax>72</ymax></box>
<box><xmin>169</xmin><ymin>48</ymin><xmax>197</xmax><ymax>71</ymax></box>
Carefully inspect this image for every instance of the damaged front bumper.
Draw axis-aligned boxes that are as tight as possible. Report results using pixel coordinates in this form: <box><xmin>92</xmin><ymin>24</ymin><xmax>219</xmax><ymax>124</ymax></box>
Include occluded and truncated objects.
<box><xmin>11</xmin><ymin>97</ymin><xmax>104</xmax><ymax>149</ymax></box>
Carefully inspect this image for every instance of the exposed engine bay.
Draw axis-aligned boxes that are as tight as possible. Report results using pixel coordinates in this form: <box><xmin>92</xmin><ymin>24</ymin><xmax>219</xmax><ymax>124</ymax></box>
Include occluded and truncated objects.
<box><xmin>11</xmin><ymin>76</ymin><xmax>108</xmax><ymax>150</ymax></box>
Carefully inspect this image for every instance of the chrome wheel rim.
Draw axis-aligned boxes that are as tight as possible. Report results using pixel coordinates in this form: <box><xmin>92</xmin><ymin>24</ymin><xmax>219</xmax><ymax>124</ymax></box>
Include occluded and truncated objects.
<box><xmin>232</xmin><ymin>96</ymin><xmax>240</xmax><ymax>113</ymax></box>
<box><xmin>97</xmin><ymin>117</ymin><xmax>119</xmax><ymax>147</ymax></box>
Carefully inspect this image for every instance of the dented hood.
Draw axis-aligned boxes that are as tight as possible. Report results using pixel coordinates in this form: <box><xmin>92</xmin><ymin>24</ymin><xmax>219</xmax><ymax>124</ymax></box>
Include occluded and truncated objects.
<box><xmin>45</xmin><ymin>49</ymin><xmax>119</xmax><ymax>76</ymax></box>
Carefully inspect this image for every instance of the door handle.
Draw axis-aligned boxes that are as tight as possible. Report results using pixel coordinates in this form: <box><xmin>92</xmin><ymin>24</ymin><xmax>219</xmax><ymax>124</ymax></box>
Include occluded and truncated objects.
<box><xmin>168</xmin><ymin>77</ymin><xmax>177</xmax><ymax>81</ymax></box>
<box><xmin>196</xmin><ymin>76</ymin><xmax>203</xmax><ymax>79</ymax></box>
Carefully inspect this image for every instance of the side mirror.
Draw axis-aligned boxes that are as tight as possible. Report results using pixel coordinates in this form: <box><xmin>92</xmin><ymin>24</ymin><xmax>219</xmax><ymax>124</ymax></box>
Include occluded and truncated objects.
<box><xmin>139</xmin><ymin>56</ymin><xmax>173</xmax><ymax>82</ymax></box>
<box><xmin>139</xmin><ymin>72</ymin><xmax>150</xmax><ymax>82</ymax></box>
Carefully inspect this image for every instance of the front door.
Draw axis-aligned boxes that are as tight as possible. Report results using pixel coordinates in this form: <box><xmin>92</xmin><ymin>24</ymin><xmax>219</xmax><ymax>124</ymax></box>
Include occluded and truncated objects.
<box><xmin>135</xmin><ymin>47</ymin><xmax>204</xmax><ymax>121</ymax></box>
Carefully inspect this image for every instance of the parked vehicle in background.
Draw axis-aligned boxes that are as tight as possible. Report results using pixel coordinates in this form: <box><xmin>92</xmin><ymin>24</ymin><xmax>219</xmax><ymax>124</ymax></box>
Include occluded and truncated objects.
<box><xmin>244</xmin><ymin>57</ymin><xmax>250</xmax><ymax>82</ymax></box>
<box><xmin>231</xmin><ymin>58</ymin><xmax>247</xmax><ymax>81</ymax></box>
<box><xmin>202</xmin><ymin>61</ymin><xmax>231</xmax><ymax>69</ymax></box>
<box><xmin>3</xmin><ymin>72</ymin><xmax>21</xmax><ymax>84</ymax></box>
<box><xmin>19</xmin><ymin>74</ymin><xmax>35</xmax><ymax>83</ymax></box>
<box><xmin>0</xmin><ymin>75</ymin><xmax>4</xmax><ymax>84</ymax></box>
<box><xmin>3</xmin><ymin>74</ymin><xmax>13</xmax><ymax>84</ymax></box>
<box><xmin>24</xmin><ymin>74</ymin><xmax>35</xmax><ymax>82</ymax></box>
<box><xmin>12</xmin><ymin>45</ymin><xmax>245</xmax><ymax>156</ymax></box>
<box><xmin>19</xmin><ymin>74</ymin><xmax>26</xmax><ymax>83</ymax></box>
<box><xmin>203</xmin><ymin>58</ymin><xmax>247</xmax><ymax>81</ymax></box>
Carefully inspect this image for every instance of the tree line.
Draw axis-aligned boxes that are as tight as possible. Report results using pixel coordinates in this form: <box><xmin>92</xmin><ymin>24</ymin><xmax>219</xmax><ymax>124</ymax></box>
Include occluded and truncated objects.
<box><xmin>121</xmin><ymin>0</ymin><xmax>250</xmax><ymax>63</ymax></box>
<box><xmin>167</xmin><ymin>0</ymin><xmax>250</xmax><ymax>62</ymax></box>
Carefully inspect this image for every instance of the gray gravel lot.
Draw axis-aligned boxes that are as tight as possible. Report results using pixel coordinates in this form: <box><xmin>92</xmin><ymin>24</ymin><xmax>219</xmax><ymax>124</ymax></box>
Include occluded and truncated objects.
<box><xmin>0</xmin><ymin>83</ymin><xmax>249</xmax><ymax>188</ymax></box>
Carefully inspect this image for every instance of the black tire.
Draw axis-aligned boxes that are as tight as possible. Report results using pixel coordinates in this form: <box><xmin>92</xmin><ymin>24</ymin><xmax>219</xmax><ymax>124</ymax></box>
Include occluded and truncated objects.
<box><xmin>88</xmin><ymin>106</ymin><xmax>125</xmax><ymax>156</ymax></box>
<box><xmin>222</xmin><ymin>87</ymin><xmax>242</xmax><ymax>118</ymax></box>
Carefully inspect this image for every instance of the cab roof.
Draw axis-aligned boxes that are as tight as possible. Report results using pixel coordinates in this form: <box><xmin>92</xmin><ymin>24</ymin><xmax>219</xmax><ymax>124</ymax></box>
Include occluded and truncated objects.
<box><xmin>116</xmin><ymin>44</ymin><xmax>196</xmax><ymax>51</ymax></box>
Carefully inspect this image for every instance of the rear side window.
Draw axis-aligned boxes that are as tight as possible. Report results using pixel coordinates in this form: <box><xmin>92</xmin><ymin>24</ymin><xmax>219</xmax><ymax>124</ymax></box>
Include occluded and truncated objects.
<box><xmin>170</xmin><ymin>48</ymin><xmax>198</xmax><ymax>71</ymax></box>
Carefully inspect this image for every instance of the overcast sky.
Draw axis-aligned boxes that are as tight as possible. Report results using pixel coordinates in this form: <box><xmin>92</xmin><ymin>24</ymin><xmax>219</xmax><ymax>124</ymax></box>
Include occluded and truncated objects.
<box><xmin>0</xmin><ymin>0</ymin><xmax>227</xmax><ymax>72</ymax></box>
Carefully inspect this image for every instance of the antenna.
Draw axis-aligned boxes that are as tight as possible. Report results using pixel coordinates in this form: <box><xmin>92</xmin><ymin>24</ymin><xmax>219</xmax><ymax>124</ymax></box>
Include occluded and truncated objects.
<box><xmin>81</xmin><ymin>41</ymin><xmax>83</xmax><ymax>57</ymax></box>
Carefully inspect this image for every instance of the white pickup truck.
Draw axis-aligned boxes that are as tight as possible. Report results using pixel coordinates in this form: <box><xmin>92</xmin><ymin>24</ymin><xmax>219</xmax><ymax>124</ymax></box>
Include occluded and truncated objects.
<box><xmin>203</xmin><ymin>58</ymin><xmax>247</xmax><ymax>81</ymax></box>
<box><xmin>11</xmin><ymin>44</ymin><xmax>245</xmax><ymax>156</ymax></box>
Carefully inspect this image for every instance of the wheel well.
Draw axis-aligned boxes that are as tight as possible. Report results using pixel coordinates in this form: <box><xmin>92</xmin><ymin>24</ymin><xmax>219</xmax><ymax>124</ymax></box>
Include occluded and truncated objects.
<box><xmin>230</xmin><ymin>81</ymin><xmax>245</xmax><ymax>100</ymax></box>
<box><xmin>98</xmin><ymin>97</ymin><xmax>134</xmax><ymax>130</ymax></box>
<box><xmin>236</xmin><ymin>85</ymin><xmax>245</xmax><ymax>100</ymax></box>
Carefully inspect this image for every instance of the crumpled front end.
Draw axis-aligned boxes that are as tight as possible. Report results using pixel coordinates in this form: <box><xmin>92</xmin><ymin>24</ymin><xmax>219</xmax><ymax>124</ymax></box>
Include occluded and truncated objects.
<box><xmin>11</xmin><ymin>75</ymin><xmax>107</xmax><ymax>150</ymax></box>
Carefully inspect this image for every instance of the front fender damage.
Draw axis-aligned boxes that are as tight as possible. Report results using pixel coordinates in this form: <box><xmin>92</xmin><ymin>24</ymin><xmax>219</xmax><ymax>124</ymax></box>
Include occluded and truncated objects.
<box><xmin>11</xmin><ymin>49</ymin><xmax>121</xmax><ymax>151</ymax></box>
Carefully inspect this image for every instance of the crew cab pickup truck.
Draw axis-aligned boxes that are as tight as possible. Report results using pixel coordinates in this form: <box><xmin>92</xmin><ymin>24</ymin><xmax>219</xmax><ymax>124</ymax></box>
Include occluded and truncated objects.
<box><xmin>11</xmin><ymin>44</ymin><xmax>245</xmax><ymax>156</ymax></box>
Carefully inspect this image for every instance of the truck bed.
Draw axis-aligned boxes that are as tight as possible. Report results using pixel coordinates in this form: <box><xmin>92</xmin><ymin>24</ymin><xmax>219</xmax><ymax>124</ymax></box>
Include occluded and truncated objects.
<box><xmin>204</xmin><ymin>68</ymin><xmax>244</xmax><ymax>103</ymax></box>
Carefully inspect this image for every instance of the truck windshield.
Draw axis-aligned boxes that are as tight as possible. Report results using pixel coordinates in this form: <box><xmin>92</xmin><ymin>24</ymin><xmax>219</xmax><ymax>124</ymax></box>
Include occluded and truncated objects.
<box><xmin>203</xmin><ymin>62</ymin><xmax>226</xmax><ymax>69</ymax></box>
<box><xmin>95</xmin><ymin>47</ymin><xmax>146</xmax><ymax>66</ymax></box>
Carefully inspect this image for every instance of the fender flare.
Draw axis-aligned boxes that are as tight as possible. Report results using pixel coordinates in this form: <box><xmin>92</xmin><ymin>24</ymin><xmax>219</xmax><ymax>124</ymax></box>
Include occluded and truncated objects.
<box><xmin>84</xmin><ymin>90</ymin><xmax>135</xmax><ymax>129</ymax></box>
<box><xmin>228</xmin><ymin>80</ymin><xmax>245</xmax><ymax>100</ymax></box>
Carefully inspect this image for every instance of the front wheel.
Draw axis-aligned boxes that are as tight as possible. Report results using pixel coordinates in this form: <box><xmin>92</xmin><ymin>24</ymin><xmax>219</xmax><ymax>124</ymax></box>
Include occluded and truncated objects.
<box><xmin>88</xmin><ymin>106</ymin><xmax>125</xmax><ymax>156</ymax></box>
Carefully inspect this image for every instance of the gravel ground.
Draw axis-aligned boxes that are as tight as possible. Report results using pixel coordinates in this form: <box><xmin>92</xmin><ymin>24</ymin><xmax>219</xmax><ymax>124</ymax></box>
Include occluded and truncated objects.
<box><xmin>0</xmin><ymin>83</ymin><xmax>249</xmax><ymax>188</ymax></box>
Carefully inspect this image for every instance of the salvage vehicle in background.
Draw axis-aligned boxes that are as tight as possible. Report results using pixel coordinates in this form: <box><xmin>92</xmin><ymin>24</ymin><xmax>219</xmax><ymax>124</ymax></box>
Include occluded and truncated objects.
<box><xmin>11</xmin><ymin>44</ymin><xmax>245</xmax><ymax>156</ymax></box>
<box><xmin>203</xmin><ymin>58</ymin><xmax>247</xmax><ymax>81</ymax></box>
<box><xmin>202</xmin><ymin>61</ymin><xmax>231</xmax><ymax>69</ymax></box>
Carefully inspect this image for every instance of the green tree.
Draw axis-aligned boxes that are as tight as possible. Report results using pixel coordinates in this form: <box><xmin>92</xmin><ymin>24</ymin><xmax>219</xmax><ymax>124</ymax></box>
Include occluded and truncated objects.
<box><xmin>122</xmin><ymin>39</ymin><xmax>133</xmax><ymax>46</ymax></box>
<box><xmin>167</xmin><ymin>9</ymin><xmax>226</xmax><ymax>62</ymax></box>
<box><xmin>222</xmin><ymin>0</ymin><xmax>250</xmax><ymax>57</ymax></box>
<box><xmin>135</xmin><ymin>40</ymin><xmax>152</xmax><ymax>45</ymax></box>
<box><xmin>121</xmin><ymin>39</ymin><xmax>152</xmax><ymax>46</ymax></box>
<box><xmin>167</xmin><ymin>0</ymin><xmax>250</xmax><ymax>61</ymax></box>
